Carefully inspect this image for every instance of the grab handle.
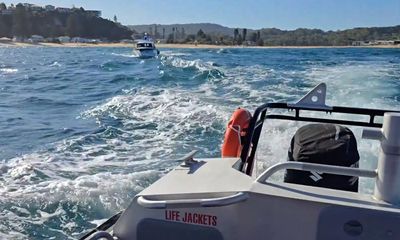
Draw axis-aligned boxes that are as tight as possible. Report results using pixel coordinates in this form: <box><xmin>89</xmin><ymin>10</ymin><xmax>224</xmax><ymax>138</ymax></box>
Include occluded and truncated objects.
<box><xmin>256</xmin><ymin>162</ymin><xmax>377</xmax><ymax>183</ymax></box>
<box><xmin>137</xmin><ymin>192</ymin><xmax>248</xmax><ymax>209</ymax></box>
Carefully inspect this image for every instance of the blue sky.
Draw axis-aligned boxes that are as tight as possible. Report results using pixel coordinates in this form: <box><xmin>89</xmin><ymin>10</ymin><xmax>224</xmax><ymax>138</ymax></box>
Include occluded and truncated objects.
<box><xmin>2</xmin><ymin>0</ymin><xmax>400</xmax><ymax>30</ymax></box>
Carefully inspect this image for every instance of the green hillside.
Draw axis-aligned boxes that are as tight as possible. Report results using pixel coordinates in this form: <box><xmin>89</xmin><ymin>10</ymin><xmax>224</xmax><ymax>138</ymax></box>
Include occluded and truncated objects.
<box><xmin>0</xmin><ymin>3</ymin><xmax>133</xmax><ymax>40</ymax></box>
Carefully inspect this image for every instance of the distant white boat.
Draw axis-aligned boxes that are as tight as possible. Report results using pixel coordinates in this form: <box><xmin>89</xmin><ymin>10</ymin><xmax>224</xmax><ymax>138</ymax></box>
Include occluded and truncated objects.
<box><xmin>133</xmin><ymin>38</ymin><xmax>160</xmax><ymax>59</ymax></box>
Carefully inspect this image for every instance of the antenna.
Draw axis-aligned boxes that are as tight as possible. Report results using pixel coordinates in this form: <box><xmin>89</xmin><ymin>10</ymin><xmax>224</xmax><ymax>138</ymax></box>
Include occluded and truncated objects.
<box><xmin>288</xmin><ymin>83</ymin><xmax>332</xmax><ymax>110</ymax></box>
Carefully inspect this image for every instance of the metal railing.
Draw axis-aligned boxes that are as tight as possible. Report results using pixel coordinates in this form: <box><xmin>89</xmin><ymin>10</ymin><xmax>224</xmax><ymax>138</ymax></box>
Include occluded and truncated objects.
<box><xmin>239</xmin><ymin>102</ymin><xmax>400</xmax><ymax>176</ymax></box>
<box><xmin>137</xmin><ymin>192</ymin><xmax>249</xmax><ymax>209</ymax></box>
<box><xmin>256</xmin><ymin>162</ymin><xmax>377</xmax><ymax>184</ymax></box>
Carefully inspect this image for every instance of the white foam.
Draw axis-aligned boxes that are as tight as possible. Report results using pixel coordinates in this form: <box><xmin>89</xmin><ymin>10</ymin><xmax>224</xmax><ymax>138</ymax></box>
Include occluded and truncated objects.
<box><xmin>83</xmin><ymin>88</ymin><xmax>227</xmax><ymax>140</ymax></box>
<box><xmin>89</xmin><ymin>218</ymin><xmax>108</xmax><ymax>227</ymax></box>
<box><xmin>216</xmin><ymin>48</ymin><xmax>227</xmax><ymax>54</ymax></box>
<box><xmin>0</xmin><ymin>157</ymin><xmax>161</xmax><ymax>216</ymax></box>
<box><xmin>305</xmin><ymin>63</ymin><xmax>399</xmax><ymax>108</ymax></box>
<box><xmin>161</xmin><ymin>50</ymin><xmax>191</xmax><ymax>57</ymax></box>
<box><xmin>111</xmin><ymin>52</ymin><xmax>138</xmax><ymax>58</ymax></box>
<box><xmin>160</xmin><ymin>55</ymin><xmax>216</xmax><ymax>72</ymax></box>
<box><xmin>10</xmin><ymin>206</ymin><xmax>30</xmax><ymax>216</ymax></box>
<box><xmin>38</xmin><ymin>208</ymin><xmax>67</xmax><ymax>223</ymax></box>
<box><xmin>0</xmin><ymin>68</ymin><xmax>18</xmax><ymax>73</ymax></box>
<box><xmin>0</xmin><ymin>87</ymin><xmax>229</xmax><ymax>231</ymax></box>
<box><xmin>0</xmin><ymin>231</ymin><xmax>26</xmax><ymax>240</ymax></box>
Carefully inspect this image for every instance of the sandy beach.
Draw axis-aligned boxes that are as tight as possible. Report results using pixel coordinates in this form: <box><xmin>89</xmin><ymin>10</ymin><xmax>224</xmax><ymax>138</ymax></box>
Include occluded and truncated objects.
<box><xmin>158</xmin><ymin>44</ymin><xmax>400</xmax><ymax>49</ymax></box>
<box><xmin>0</xmin><ymin>42</ymin><xmax>399</xmax><ymax>49</ymax></box>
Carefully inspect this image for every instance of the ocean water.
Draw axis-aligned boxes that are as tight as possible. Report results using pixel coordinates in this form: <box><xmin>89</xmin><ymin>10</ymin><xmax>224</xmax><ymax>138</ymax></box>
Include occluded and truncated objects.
<box><xmin>0</xmin><ymin>46</ymin><xmax>399</xmax><ymax>239</ymax></box>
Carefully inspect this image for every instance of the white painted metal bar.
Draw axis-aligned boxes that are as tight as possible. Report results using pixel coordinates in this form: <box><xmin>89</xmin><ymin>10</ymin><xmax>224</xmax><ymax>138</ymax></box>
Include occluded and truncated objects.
<box><xmin>137</xmin><ymin>192</ymin><xmax>248</xmax><ymax>209</ymax></box>
<box><xmin>256</xmin><ymin>162</ymin><xmax>377</xmax><ymax>184</ymax></box>
<box><xmin>370</xmin><ymin>113</ymin><xmax>400</xmax><ymax>204</ymax></box>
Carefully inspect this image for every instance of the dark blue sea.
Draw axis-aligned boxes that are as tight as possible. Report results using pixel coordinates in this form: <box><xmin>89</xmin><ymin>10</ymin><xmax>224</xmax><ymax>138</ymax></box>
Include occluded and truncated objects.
<box><xmin>0</xmin><ymin>46</ymin><xmax>399</xmax><ymax>239</ymax></box>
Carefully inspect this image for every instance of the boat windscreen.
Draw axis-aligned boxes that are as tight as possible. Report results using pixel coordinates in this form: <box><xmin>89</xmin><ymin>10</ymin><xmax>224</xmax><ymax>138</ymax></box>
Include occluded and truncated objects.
<box><xmin>137</xmin><ymin>43</ymin><xmax>154</xmax><ymax>48</ymax></box>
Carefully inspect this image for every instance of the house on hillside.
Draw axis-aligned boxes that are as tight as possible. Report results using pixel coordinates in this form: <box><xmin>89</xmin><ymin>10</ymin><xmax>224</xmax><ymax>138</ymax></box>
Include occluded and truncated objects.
<box><xmin>120</xmin><ymin>39</ymin><xmax>134</xmax><ymax>44</ymax></box>
<box><xmin>56</xmin><ymin>7</ymin><xmax>71</xmax><ymax>13</ymax></box>
<box><xmin>22</xmin><ymin>3</ymin><xmax>43</xmax><ymax>14</ymax></box>
<box><xmin>28</xmin><ymin>35</ymin><xmax>44</xmax><ymax>43</ymax></box>
<box><xmin>44</xmin><ymin>37</ymin><xmax>58</xmax><ymax>43</ymax></box>
<box><xmin>72</xmin><ymin>37</ymin><xmax>93</xmax><ymax>43</ymax></box>
<box><xmin>22</xmin><ymin>3</ymin><xmax>34</xmax><ymax>8</ymax></box>
<box><xmin>132</xmin><ymin>33</ymin><xmax>145</xmax><ymax>40</ymax></box>
<box><xmin>31</xmin><ymin>5</ymin><xmax>43</xmax><ymax>11</ymax></box>
<box><xmin>353</xmin><ymin>40</ymin><xmax>399</xmax><ymax>46</ymax></box>
<box><xmin>0</xmin><ymin>37</ymin><xmax>12</xmax><ymax>43</ymax></box>
<box><xmin>58</xmin><ymin>36</ymin><xmax>71</xmax><ymax>43</ymax></box>
<box><xmin>375</xmin><ymin>40</ymin><xmax>395</xmax><ymax>45</ymax></box>
<box><xmin>86</xmin><ymin>10</ymin><xmax>101</xmax><ymax>17</ymax></box>
<box><xmin>0</xmin><ymin>9</ymin><xmax>14</xmax><ymax>15</ymax></box>
<box><xmin>45</xmin><ymin>5</ymin><xmax>55</xmax><ymax>11</ymax></box>
<box><xmin>12</xmin><ymin>36</ymin><xmax>23</xmax><ymax>42</ymax></box>
<box><xmin>352</xmin><ymin>41</ymin><xmax>370</xmax><ymax>46</ymax></box>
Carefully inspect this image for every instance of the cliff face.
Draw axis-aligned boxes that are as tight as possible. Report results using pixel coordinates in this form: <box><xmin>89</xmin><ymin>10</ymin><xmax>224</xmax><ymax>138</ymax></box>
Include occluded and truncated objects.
<box><xmin>0</xmin><ymin>6</ymin><xmax>134</xmax><ymax>40</ymax></box>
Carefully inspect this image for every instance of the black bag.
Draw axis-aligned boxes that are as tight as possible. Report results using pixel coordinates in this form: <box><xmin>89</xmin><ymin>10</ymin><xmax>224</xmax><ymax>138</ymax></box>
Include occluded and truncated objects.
<box><xmin>284</xmin><ymin>124</ymin><xmax>359</xmax><ymax>192</ymax></box>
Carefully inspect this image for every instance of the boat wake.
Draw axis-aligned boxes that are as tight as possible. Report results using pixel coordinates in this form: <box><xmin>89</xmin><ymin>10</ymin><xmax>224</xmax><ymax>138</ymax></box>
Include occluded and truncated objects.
<box><xmin>0</xmin><ymin>47</ymin><xmax>399</xmax><ymax>239</ymax></box>
<box><xmin>111</xmin><ymin>52</ymin><xmax>139</xmax><ymax>58</ymax></box>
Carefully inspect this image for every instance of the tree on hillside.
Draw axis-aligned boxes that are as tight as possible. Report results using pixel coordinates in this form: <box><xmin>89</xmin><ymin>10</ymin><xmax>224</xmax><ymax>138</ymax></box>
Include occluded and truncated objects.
<box><xmin>113</xmin><ymin>15</ymin><xmax>117</xmax><ymax>23</ymax></box>
<box><xmin>162</xmin><ymin>28</ymin><xmax>165</xmax><ymax>39</ymax></box>
<box><xmin>181</xmin><ymin>27</ymin><xmax>185</xmax><ymax>39</ymax></box>
<box><xmin>237</xmin><ymin>34</ymin><xmax>243</xmax><ymax>45</ymax></box>
<box><xmin>0</xmin><ymin>2</ymin><xmax>6</xmax><ymax>10</ymax></box>
<box><xmin>219</xmin><ymin>36</ymin><xmax>224</xmax><ymax>44</ymax></box>
<box><xmin>185</xmin><ymin>34</ymin><xmax>195</xmax><ymax>42</ymax></box>
<box><xmin>197</xmin><ymin>29</ymin><xmax>206</xmax><ymax>39</ymax></box>
<box><xmin>49</xmin><ymin>23</ymin><xmax>62</xmax><ymax>38</ymax></box>
<box><xmin>0</xmin><ymin>17</ymin><xmax>8</xmax><ymax>37</ymax></box>
<box><xmin>166</xmin><ymin>33</ymin><xmax>174</xmax><ymax>43</ymax></box>
<box><xmin>257</xmin><ymin>38</ymin><xmax>264</xmax><ymax>46</ymax></box>
<box><xmin>233</xmin><ymin>28</ymin><xmax>239</xmax><ymax>43</ymax></box>
<box><xmin>242</xmin><ymin>28</ymin><xmax>247</xmax><ymax>42</ymax></box>
<box><xmin>154</xmin><ymin>24</ymin><xmax>159</xmax><ymax>38</ymax></box>
<box><xmin>66</xmin><ymin>13</ymin><xmax>80</xmax><ymax>37</ymax></box>
<box><xmin>175</xmin><ymin>28</ymin><xmax>180</xmax><ymax>40</ymax></box>
<box><xmin>249</xmin><ymin>32</ymin><xmax>258</xmax><ymax>42</ymax></box>
<box><xmin>12</xmin><ymin>4</ymin><xmax>30</xmax><ymax>37</ymax></box>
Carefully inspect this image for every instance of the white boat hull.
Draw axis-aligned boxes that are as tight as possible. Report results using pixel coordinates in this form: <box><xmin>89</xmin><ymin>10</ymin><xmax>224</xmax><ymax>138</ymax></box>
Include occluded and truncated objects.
<box><xmin>134</xmin><ymin>49</ymin><xmax>159</xmax><ymax>59</ymax></box>
<box><xmin>109</xmin><ymin>158</ymin><xmax>400</xmax><ymax>240</ymax></box>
